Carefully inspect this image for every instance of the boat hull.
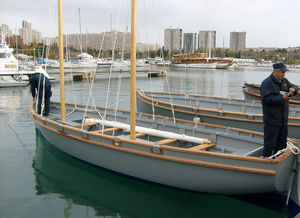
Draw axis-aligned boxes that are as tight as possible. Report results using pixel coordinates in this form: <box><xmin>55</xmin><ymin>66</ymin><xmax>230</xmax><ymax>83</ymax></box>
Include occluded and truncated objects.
<box><xmin>35</xmin><ymin>123</ymin><xmax>286</xmax><ymax>195</ymax></box>
<box><xmin>30</xmin><ymin>102</ymin><xmax>298</xmax><ymax>195</ymax></box>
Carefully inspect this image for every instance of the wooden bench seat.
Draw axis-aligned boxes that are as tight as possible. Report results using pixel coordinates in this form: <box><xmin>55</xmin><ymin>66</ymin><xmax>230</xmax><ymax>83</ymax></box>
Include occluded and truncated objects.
<box><xmin>188</xmin><ymin>143</ymin><xmax>216</xmax><ymax>151</ymax></box>
<box><xmin>155</xmin><ymin>138</ymin><xmax>177</xmax><ymax>145</ymax></box>
<box><xmin>135</xmin><ymin>132</ymin><xmax>147</xmax><ymax>137</ymax></box>
<box><xmin>92</xmin><ymin>127</ymin><xmax>121</xmax><ymax>133</ymax></box>
<box><xmin>74</xmin><ymin>122</ymin><xmax>98</xmax><ymax>128</ymax></box>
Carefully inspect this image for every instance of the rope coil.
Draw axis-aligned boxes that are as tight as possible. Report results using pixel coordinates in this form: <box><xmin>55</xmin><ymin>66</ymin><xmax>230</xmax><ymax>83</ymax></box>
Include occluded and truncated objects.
<box><xmin>268</xmin><ymin>141</ymin><xmax>299</xmax><ymax>159</ymax></box>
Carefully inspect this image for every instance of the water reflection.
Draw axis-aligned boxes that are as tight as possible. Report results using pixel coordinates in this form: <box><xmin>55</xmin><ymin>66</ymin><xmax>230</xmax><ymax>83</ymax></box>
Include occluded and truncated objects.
<box><xmin>33</xmin><ymin>133</ymin><xmax>284</xmax><ymax>218</ymax></box>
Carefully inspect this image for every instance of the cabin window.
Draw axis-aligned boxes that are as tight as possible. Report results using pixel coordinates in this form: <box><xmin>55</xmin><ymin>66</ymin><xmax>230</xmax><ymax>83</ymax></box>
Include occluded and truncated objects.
<box><xmin>0</xmin><ymin>53</ymin><xmax>6</xmax><ymax>58</ymax></box>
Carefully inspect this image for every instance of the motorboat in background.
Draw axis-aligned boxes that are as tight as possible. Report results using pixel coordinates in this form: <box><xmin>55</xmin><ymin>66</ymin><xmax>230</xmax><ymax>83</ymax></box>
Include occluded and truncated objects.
<box><xmin>172</xmin><ymin>53</ymin><xmax>237</xmax><ymax>70</ymax></box>
<box><xmin>0</xmin><ymin>33</ymin><xmax>19</xmax><ymax>75</ymax></box>
<box><xmin>0</xmin><ymin>32</ymin><xmax>54</xmax><ymax>82</ymax></box>
<box><xmin>172</xmin><ymin>53</ymin><xmax>217</xmax><ymax>69</ymax></box>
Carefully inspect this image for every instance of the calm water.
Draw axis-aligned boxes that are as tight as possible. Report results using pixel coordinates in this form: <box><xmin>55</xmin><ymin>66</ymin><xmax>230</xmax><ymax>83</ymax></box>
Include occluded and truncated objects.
<box><xmin>1</xmin><ymin>67</ymin><xmax>300</xmax><ymax>218</ymax></box>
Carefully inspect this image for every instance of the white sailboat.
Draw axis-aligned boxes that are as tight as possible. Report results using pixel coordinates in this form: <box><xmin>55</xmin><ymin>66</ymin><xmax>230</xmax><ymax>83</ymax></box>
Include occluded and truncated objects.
<box><xmin>30</xmin><ymin>0</ymin><xmax>300</xmax><ymax>207</ymax></box>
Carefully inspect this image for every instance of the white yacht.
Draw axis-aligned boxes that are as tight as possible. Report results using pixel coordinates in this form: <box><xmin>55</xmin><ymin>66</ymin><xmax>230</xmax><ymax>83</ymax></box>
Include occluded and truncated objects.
<box><xmin>0</xmin><ymin>35</ymin><xmax>19</xmax><ymax>75</ymax></box>
<box><xmin>0</xmin><ymin>33</ymin><xmax>54</xmax><ymax>87</ymax></box>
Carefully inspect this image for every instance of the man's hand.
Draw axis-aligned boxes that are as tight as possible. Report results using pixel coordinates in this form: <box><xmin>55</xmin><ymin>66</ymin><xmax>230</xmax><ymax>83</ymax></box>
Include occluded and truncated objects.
<box><xmin>287</xmin><ymin>87</ymin><xmax>296</xmax><ymax>96</ymax></box>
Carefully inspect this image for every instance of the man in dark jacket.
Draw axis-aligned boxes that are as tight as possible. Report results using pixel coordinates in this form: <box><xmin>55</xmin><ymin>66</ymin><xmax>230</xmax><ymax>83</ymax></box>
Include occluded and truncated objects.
<box><xmin>260</xmin><ymin>62</ymin><xmax>298</xmax><ymax>157</ymax></box>
<box><xmin>29</xmin><ymin>72</ymin><xmax>52</xmax><ymax>116</ymax></box>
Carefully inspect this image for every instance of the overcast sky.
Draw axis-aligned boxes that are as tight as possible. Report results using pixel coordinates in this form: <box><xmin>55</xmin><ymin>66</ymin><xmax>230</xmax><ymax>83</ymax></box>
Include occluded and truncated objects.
<box><xmin>1</xmin><ymin>0</ymin><xmax>300</xmax><ymax>48</ymax></box>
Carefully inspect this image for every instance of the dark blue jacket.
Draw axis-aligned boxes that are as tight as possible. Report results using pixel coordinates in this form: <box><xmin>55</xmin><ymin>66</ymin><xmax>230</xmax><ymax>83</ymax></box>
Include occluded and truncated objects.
<box><xmin>29</xmin><ymin>73</ymin><xmax>51</xmax><ymax>98</ymax></box>
<box><xmin>261</xmin><ymin>73</ymin><xmax>298</xmax><ymax>126</ymax></box>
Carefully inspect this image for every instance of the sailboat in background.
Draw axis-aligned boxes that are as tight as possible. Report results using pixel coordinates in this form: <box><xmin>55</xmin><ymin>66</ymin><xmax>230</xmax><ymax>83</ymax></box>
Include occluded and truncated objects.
<box><xmin>30</xmin><ymin>0</ymin><xmax>300</xmax><ymax>207</ymax></box>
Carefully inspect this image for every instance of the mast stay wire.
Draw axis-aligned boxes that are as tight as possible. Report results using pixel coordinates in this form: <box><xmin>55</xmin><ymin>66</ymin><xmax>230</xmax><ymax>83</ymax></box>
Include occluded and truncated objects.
<box><xmin>140</xmin><ymin>0</ymin><xmax>156</xmax><ymax>122</ymax></box>
<box><xmin>63</xmin><ymin>1</ymin><xmax>105</xmax><ymax>121</ymax></box>
<box><xmin>103</xmin><ymin>0</ymin><xmax>124</xmax><ymax>122</ymax></box>
<box><xmin>111</xmin><ymin>0</ymin><xmax>130</xmax><ymax>136</ymax></box>
<box><xmin>148</xmin><ymin>0</ymin><xmax>176</xmax><ymax>124</ymax></box>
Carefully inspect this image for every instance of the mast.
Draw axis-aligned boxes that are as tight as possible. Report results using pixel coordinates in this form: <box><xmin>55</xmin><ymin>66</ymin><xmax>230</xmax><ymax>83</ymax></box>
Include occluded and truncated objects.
<box><xmin>58</xmin><ymin>0</ymin><xmax>66</xmax><ymax>121</ymax></box>
<box><xmin>208</xmin><ymin>30</ymin><xmax>211</xmax><ymax>59</ymax></box>
<box><xmin>78</xmin><ymin>8</ymin><xmax>83</xmax><ymax>54</ymax></box>
<box><xmin>130</xmin><ymin>0</ymin><xmax>136</xmax><ymax>140</ymax></box>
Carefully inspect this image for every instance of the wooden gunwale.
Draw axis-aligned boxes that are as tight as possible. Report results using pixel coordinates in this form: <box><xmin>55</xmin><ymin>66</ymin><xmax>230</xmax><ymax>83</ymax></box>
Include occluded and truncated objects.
<box><xmin>30</xmin><ymin>102</ymin><xmax>294</xmax><ymax>172</ymax></box>
<box><xmin>244</xmin><ymin>83</ymin><xmax>261</xmax><ymax>90</ymax></box>
<box><xmin>138</xmin><ymin>92</ymin><xmax>300</xmax><ymax>126</ymax></box>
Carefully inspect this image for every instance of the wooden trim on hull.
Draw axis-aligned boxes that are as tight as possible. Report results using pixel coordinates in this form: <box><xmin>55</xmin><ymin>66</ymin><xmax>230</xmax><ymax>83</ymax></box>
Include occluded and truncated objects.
<box><xmin>29</xmin><ymin>102</ymin><xmax>296</xmax><ymax>177</ymax></box>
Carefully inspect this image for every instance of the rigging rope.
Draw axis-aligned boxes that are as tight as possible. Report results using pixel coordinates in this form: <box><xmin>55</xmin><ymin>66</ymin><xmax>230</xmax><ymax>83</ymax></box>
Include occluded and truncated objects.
<box><xmin>268</xmin><ymin>141</ymin><xmax>299</xmax><ymax>159</ymax></box>
<box><xmin>103</xmin><ymin>0</ymin><xmax>124</xmax><ymax>126</ymax></box>
<box><xmin>140</xmin><ymin>0</ymin><xmax>176</xmax><ymax>124</ymax></box>
<box><xmin>111</xmin><ymin>0</ymin><xmax>130</xmax><ymax>136</ymax></box>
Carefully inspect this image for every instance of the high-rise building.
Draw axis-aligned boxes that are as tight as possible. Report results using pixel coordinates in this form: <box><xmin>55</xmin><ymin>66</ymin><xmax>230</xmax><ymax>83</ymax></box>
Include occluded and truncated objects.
<box><xmin>164</xmin><ymin>28</ymin><xmax>182</xmax><ymax>52</ymax></box>
<box><xmin>229</xmin><ymin>32</ymin><xmax>246</xmax><ymax>52</ymax></box>
<box><xmin>33</xmin><ymin>30</ymin><xmax>42</xmax><ymax>44</ymax></box>
<box><xmin>18</xmin><ymin>20</ymin><xmax>42</xmax><ymax>45</ymax></box>
<box><xmin>198</xmin><ymin>31</ymin><xmax>216</xmax><ymax>54</ymax></box>
<box><xmin>20</xmin><ymin>20</ymin><xmax>33</xmax><ymax>45</ymax></box>
<box><xmin>183</xmin><ymin>33</ymin><xmax>197</xmax><ymax>52</ymax></box>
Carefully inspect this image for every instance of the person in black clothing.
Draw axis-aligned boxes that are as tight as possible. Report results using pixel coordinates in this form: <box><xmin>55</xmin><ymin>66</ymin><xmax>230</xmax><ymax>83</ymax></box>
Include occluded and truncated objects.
<box><xmin>260</xmin><ymin>62</ymin><xmax>298</xmax><ymax>157</ymax></box>
<box><xmin>29</xmin><ymin>72</ymin><xmax>52</xmax><ymax>116</ymax></box>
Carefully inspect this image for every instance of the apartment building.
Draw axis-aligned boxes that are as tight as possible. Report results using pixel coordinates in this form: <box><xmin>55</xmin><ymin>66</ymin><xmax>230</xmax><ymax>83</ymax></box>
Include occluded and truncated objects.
<box><xmin>183</xmin><ymin>33</ymin><xmax>197</xmax><ymax>52</ymax></box>
<box><xmin>198</xmin><ymin>30</ymin><xmax>216</xmax><ymax>53</ymax></box>
<box><xmin>164</xmin><ymin>28</ymin><xmax>182</xmax><ymax>52</ymax></box>
<box><xmin>230</xmin><ymin>32</ymin><xmax>246</xmax><ymax>52</ymax></box>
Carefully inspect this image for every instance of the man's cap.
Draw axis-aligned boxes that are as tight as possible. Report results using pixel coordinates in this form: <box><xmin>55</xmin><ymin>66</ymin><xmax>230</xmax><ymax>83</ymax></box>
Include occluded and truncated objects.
<box><xmin>273</xmin><ymin>62</ymin><xmax>289</xmax><ymax>71</ymax></box>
